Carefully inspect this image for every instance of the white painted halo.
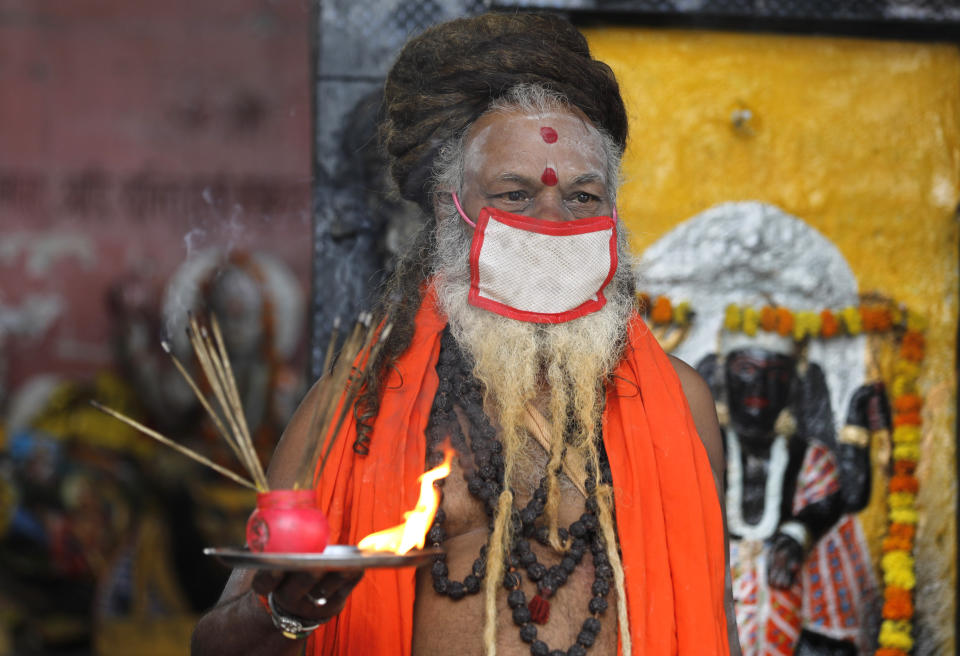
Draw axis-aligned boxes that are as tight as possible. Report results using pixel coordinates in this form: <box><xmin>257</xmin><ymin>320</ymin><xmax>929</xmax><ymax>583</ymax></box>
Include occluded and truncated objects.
<box><xmin>636</xmin><ymin>201</ymin><xmax>865</xmax><ymax>430</ymax></box>
<box><xmin>162</xmin><ymin>248</ymin><xmax>304</xmax><ymax>361</ymax></box>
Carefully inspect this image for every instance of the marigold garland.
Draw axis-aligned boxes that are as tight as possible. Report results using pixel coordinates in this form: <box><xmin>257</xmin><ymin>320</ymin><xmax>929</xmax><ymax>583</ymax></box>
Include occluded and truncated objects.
<box><xmin>842</xmin><ymin>306</ymin><xmax>863</xmax><ymax>334</ymax></box>
<box><xmin>876</xmin><ymin>315</ymin><xmax>924</xmax><ymax>656</ymax></box>
<box><xmin>888</xmin><ymin>474</ymin><xmax>918</xmax><ymax>494</ymax></box>
<box><xmin>651</xmin><ymin>296</ymin><xmax>673</xmax><ymax>324</ymax></box>
<box><xmin>882</xmin><ymin>586</ymin><xmax>914</xmax><ymax>620</ymax></box>
<box><xmin>743</xmin><ymin>306</ymin><xmax>759</xmax><ymax>336</ymax></box>
<box><xmin>774</xmin><ymin>307</ymin><xmax>794</xmax><ymax>336</ymax></box>
<box><xmin>892</xmin><ymin>443</ymin><xmax>920</xmax><ymax>463</ymax></box>
<box><xmin>820</xmin><ymin>309</ymin><xmax>840</xmax><ymax>338</ymax></box>
<box><xmin>724</xmin><ymin>304</ymin><xmax>741</xmax><ymax>332</ymax></box>
<box><xmin>882</xmin><ymin>535</ymin><xmax>913</xmax><ymax>553</ymax></box>
<box><xmin>861</xmin><ymin>305</ymin><xmax>894</xmax><ymax>332</ymax></box>
<box><xmin>887</xmin><ymin>492</ymin><xmax>916</xmax><ymax>510</ymax></box>
<box><xmin>888</xmin><ymin>523</ymin><xmax>915</xmax><ymax>541</ymax></box>
<box><xmin>716</xmin><ymin>301</ymin><xmax>916</xmax><ymax>340</ymax></box>
<box><xmin>893</xmin><ymin>412</ymin><xmax>921</xmax><ymax>428</ymax></box>
<box><xmin>892</xmin><ymin>426</ymin><xmax>920</xmax><ymax>445</ymax></box>
<box><xmin>889</xmin><ymin>507</ymin><xmax>919</xmax><ymax>526</ymax></box>
<box><xmin>900</xmin><ymin>332</ymin><xmax>925</xmax><ymax>362</ymax></box>
<box><xmin>641</xmin><ymin>294</ymin><xmax>927</xmax><ymax>653</ymax></box>
<box><xmin>892</xmin><ymin>460</ymin><xmax>916</xmax><ymax>476</ymax></box>
<box><xmin>760</xmin><ymin>305</ymin><xmax>778</xmax><ymax>332</ymax></box>
<box><xmin>879</xmin><ymin>620</ymin><xmax>915</xmax><ymax>651</ymax></box>
<box><xmin>638</xmin><ymin>293</ymin><xmax>695</xmax><ymax>328</ymax></box>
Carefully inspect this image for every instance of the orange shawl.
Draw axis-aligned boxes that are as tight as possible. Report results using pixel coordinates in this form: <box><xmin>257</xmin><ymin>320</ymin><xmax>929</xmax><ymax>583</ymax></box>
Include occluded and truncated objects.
<box><xmin>309</xmin><ymin>292</ymin><xmax>729</xmax><ymax>655</ymax></box>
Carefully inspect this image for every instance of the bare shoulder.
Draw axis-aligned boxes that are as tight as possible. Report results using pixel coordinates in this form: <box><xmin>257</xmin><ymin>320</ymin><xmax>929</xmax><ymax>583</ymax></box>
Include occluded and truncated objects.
<box><xmin>667</xmin><ymin>354</ymin><xmax>724</xmax><ymax>482</ymax></box>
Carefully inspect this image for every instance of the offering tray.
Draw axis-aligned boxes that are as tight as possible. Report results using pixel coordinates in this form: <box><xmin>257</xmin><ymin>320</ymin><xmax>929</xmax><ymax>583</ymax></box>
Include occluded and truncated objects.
<box><xmin>204</xmin><ymin>545</ymin><xmax>443</xmax><ymax>571</ymax></box>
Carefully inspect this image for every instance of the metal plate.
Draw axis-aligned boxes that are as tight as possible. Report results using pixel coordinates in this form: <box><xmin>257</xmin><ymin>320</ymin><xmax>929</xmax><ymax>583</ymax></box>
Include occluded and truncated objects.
<box><xmin>203</xmin><ymin>545</ymin><xmax>443</xmax><ymax>571</ymax></box>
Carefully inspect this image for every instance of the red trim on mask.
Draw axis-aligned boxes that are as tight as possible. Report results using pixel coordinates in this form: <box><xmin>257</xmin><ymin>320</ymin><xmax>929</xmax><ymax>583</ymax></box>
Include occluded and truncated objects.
<box><xmin>467</xmin><ymin>207</ymin><xmax>618</xmax><ymax>324</ymax></box>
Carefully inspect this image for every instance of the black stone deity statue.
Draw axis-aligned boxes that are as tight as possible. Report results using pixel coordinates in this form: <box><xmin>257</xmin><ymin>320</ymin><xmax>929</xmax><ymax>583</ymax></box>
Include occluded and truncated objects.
<box><xmin>698</xmin><ymin>337</ymin><xmax>886</xmax><ymax>656</ymax></box>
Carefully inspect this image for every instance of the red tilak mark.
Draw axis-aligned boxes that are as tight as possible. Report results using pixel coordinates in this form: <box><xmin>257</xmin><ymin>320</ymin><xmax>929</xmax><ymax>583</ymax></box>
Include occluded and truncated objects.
<box><xmin>540</xmin><ymin>126</ymin><xmax>558</xmax><ymax>143</ymax></box>
<box><xmin>541</xmin><ymin>167</ymin><xmax>558</xmax><ymax>186</ymax></box>
<box><xmin>529</xmin><ymin>594</ymin><xmax>550</xmax><ymax>624</ymax></box>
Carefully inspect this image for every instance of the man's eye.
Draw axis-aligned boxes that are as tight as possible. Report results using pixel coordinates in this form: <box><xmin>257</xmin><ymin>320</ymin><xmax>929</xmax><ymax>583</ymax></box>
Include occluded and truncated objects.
<box><xmin>503</xmin><ymin>191</ymin><xmax>527</xmax><ymax>202</ymax></box>
<box><xmin>574</xmin><ymin>192</ymin><xmax>599</xmax><ymax>203</ymax></box>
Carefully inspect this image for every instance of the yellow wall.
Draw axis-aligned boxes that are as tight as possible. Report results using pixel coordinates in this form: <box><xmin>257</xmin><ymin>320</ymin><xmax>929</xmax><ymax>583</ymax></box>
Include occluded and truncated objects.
<box><xmin>584</xmin><ymin>27</ymin><xmax>960</xmax><ymax>650</ymax></box>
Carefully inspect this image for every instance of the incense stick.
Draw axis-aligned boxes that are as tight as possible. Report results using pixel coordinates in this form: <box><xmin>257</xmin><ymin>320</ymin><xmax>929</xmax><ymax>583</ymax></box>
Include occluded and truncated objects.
<box><xmin>207</xmin><ymin>317</ymin><xmax>267</xmax><ymax>488</ymax></box>
<box><xmin>196</xmin><ymin>321</ymin><xmax>267</xmax><ymax>490</ymax></box>
<box><xmin>90</xmin><ymin>401</ymin><xmax>257</xmax><ymax>491</ymax></box>
<box><xmin>161</xmin><ymin>340</ymin><xmax>232</xmax><ymax>454</ymax></box>
<box><xmin>187</xmin><ymin>318</ymin><xmax>262</xmax><ymax>488</ymax></box>
<box><xmin>99</xmin><ymin>307</ymin><xmax>389</xmax><ymax>497</ymax></box>
<box><xmin>322</xmin><ymin>316</ymin><xmax>341</xmax><ymax>377</ymax></box>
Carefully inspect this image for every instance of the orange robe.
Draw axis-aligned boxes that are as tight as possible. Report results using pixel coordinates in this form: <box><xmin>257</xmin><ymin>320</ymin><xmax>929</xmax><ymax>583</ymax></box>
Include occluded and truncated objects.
<box><xmin>309</xmin><ymin>291</ymin><xmax>729</xmax><ymax>655</ymax></box>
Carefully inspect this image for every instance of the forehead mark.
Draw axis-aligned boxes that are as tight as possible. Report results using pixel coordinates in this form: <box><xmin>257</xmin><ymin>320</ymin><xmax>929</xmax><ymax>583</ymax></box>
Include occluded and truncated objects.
<box><xmin>540</xmin><ymin>167</ymin><xmax>558</xmax><ymax>186</ymax></box>
<box><xmin>540</xmin><ymin>126</ymin><xmax>558</xmax><ymax>143</ymax></box>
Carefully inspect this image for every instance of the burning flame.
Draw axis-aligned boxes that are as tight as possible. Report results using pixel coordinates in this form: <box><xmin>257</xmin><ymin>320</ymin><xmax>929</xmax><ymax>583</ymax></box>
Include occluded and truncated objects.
<box><xmin>357</xmin><ymin>448</ymin><xmax>454</xmax><ymax>554</ymax></box>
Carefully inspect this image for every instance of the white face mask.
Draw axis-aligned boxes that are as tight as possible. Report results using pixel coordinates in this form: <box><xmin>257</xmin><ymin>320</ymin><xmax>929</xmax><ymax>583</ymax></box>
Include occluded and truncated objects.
<box><xmin>452</xmin><ymin>193</ymin><xmax>618</xmax><ymax>324</ymax></box>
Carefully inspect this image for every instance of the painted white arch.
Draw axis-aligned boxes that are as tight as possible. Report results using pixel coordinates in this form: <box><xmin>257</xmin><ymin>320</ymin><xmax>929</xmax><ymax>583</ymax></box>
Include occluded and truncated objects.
<box><xmin>636</xmin><ymin>201</ymin><xmax>866</xmax><ymax>430</ymax></box>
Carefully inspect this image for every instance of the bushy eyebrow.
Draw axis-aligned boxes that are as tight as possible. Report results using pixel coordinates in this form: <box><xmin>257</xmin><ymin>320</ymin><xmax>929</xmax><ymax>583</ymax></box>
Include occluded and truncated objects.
<box><xmin>492</xmin><ymin>172</ymin><xmax>537</xmax><ymax>186</ymax></box>
<box><xmin>570</xmin><ymin>172</ymin><xmax>605</xmax><ymax>186</ymax></box>
<box><xmin>490</xmin><ymin>172</ymin><xmax>606</xmax><ymax>186</ymax></box>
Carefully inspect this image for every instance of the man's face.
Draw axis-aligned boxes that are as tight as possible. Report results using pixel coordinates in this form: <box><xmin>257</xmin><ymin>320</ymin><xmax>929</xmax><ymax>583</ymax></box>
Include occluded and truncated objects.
<box><xmin>458</xmin><ymin>108</ymin><xmax>613</xmax><ymax>223</ymax></box>
<box><xmin>432</xmin><ymin>106</ymin><xmax>634</xmax><ymax>464</ymax></box>
<box><xmin>724</xmin><ymin>348</ymin><xmax>795</xmax><ymax>440</ymax></box>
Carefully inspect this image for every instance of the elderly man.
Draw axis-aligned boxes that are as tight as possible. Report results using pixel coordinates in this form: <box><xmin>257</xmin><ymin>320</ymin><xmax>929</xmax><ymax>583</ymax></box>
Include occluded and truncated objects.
<box><xmin>192</xmin><ymin>13</ymin><xmax>739</xmax><ymax>656</ymax></box>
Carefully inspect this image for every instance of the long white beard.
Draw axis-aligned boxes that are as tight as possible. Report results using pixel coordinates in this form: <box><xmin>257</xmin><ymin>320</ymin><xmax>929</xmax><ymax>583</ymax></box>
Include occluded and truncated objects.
<box><xmin>431</xmin><ymin>205</ymin><xmax>637</xmax><ymax>466</ymax></box>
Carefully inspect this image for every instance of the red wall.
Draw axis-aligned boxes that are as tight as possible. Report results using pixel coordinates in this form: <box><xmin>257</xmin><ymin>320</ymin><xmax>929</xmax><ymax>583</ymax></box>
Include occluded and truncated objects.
<box><xmin>0</xmin><ymin>0</ymin><xmax>313</xmax><ymax>391</ymax></box>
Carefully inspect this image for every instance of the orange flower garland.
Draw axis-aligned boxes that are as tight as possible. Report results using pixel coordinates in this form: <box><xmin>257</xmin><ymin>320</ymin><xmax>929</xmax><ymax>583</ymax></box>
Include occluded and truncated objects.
<box><xmin>775</xmin><ymin>307</ymin><xmax>794</xmax><ymax>337</ymax></box>
<box><xmin>638</xmin><ymin>293</ymin><xmax>694</xmax><ymax>328</ymax></box>
<box><xmin>820</xmin><ymin>309</ymin><xmax>840</xmax><ymax>338</ymax></box>
<box><xmin>861</xmin><ymin>305</ymin><xmax>894</xmax><ymax>332</ymax></box>
<box><xmin>892</xmin><ymin>395</ymin><xmax>922</xmax><ymax>414</ymax></box>
<box><xmin>651</xmin><ymin>296</ymin><xmax>673</xmax><ymax>324</ymax></box>
<box><xmin>639</xmin><ymin>293</ymin><xmax>928</xmax><ymax>654</ymax></box>
<box><xmin>876</xmin><ymin>323</ymin><xmax>925</xmax><ymax>656</ymax></box>
<box><xmin>760</xmin><ymin>305</ymin><xmax>777</xmax><ymax>332</ymax></box>
<box><xmin>714</xmin><ymin>301</ymin><xmax>912</xmax><ymax>340</ymax></box>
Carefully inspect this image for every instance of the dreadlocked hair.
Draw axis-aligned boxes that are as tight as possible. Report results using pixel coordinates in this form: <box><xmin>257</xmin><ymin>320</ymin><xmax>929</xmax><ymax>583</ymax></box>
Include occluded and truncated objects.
<box><xmin>595</xmin><ymin>484</ymin><xmax>631</xmax><ymax>655</ymax></box>
<box><xmin>464</xmin><ymin>306</ymin><xmax>631</xmax><ymax>654</ymax></box>
<box><xmin>351</xmin><ymin>223</ymin><xmax>434</xmax><ymax>454</ymax></box>
<box><xmin>479</xmin><ymin>362</ymin><xmax>529</xmax><ymax>656</ymax></box>
<box><xmin>479</xmin><ymin>385</ymin><xmax>631</xmax><ymax>655</ymax></box>
<box><xmin>381</xmin><ymin>12</ymin><xmax>627</xmax><ymax>214</ymax></box>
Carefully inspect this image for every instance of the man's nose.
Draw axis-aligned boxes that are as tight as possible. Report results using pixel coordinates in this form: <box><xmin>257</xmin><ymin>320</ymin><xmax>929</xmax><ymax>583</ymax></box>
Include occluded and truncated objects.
<box><xmin>532</xmin><ymin>194</ymin><xmax>570</xmax><ymax>222</ymax></box>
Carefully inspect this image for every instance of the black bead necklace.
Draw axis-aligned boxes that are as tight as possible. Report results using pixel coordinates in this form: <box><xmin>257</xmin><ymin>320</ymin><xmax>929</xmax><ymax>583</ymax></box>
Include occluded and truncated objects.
<box><xmin>425</xmin><ymin>329</ymin><xmax>613</xmax><ymax>655</ymax></box>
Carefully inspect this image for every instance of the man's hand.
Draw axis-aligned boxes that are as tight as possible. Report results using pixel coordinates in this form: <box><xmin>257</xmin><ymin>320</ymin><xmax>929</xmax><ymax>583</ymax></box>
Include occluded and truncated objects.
<box><xmin>845</xmin><ymin>382</ymin><xmax>891</xmax><ymax>433</ymax></box>
<box><xmin>251</xmin><ymin>568</ymin><xmax>364</xmax><ymax>626</ymax></box>
<box><xmin>767</xmin><ymin>533</ymin><xmax>804</xmax><ymax>589</ymax></box>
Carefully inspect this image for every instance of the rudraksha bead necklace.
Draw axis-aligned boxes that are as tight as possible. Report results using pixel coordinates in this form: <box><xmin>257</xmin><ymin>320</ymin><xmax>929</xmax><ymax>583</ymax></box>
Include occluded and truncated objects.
<box><xmin>425</xmin><ymin>329</ymin><xmax>613</xmax><ymax>655</ymax></box>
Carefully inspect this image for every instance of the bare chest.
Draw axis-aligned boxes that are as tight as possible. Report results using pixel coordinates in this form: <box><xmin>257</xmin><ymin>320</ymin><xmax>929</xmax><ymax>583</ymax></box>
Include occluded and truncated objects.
<box><xmin>411</xmin><ymin>445</ymin><xmax>617</xmax><ymax>656</ymax></box>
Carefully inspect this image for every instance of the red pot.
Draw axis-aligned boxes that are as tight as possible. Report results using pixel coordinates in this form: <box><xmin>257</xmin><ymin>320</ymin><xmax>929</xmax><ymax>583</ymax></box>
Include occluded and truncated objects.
<box><xmin>246</xmin><ymin>489</ymin><xmax>330</xmax><ymax>553</ymax></box>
